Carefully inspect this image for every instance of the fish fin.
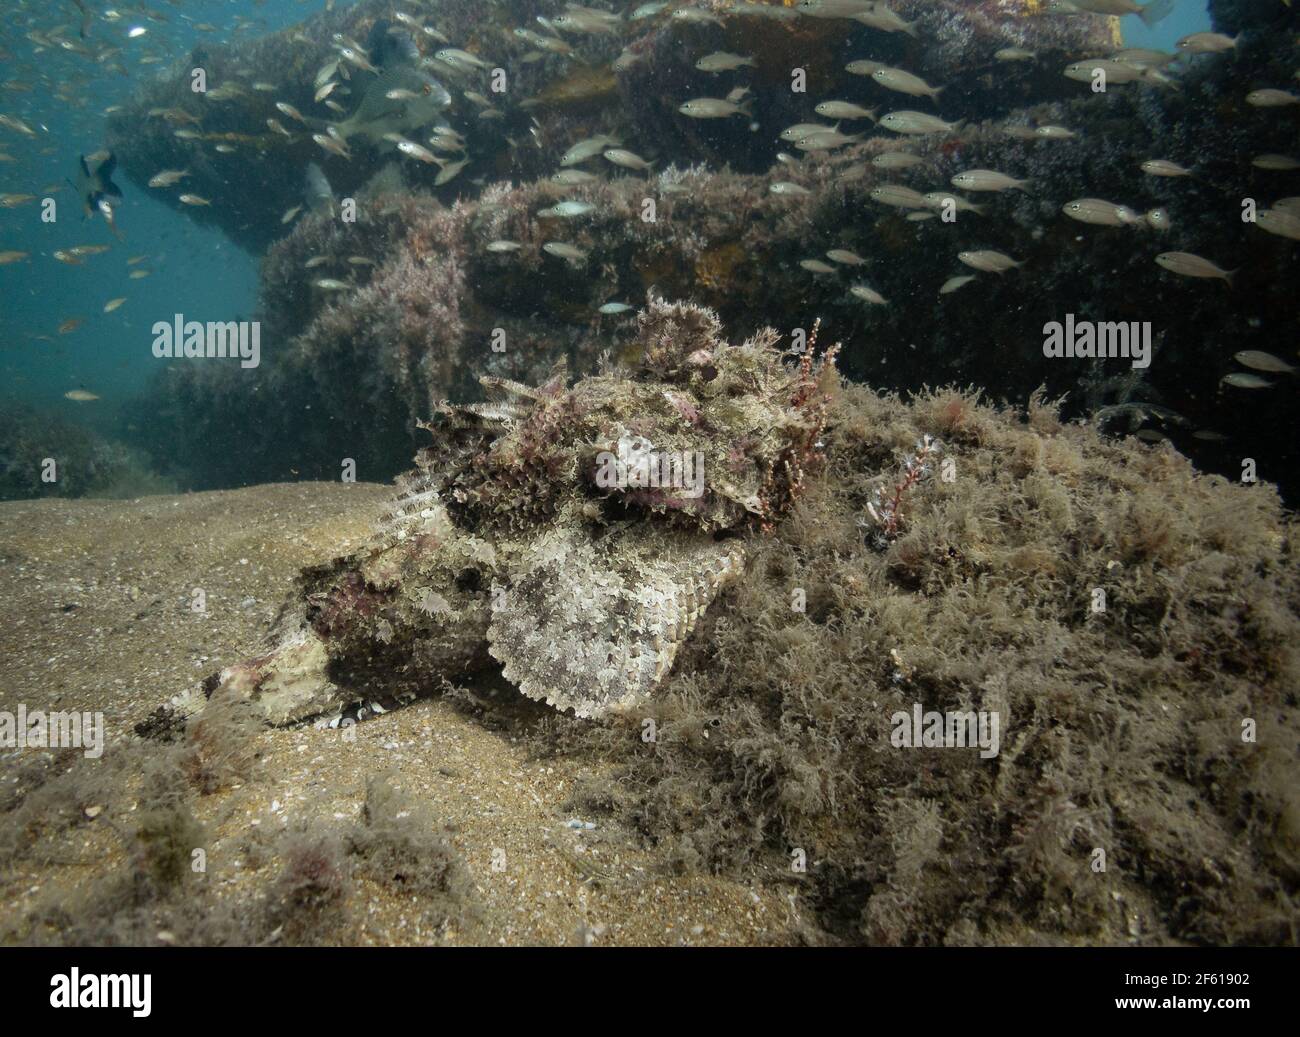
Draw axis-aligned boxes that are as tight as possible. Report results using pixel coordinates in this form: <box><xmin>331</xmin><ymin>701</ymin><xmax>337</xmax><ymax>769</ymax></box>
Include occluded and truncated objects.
<box><xmin>78</xmin><ymin>154</ymin><xmax>89</xmax><ymax>178</ymax></box>
<box><xmin>1138</xmin><ymin>0</ymin><xmax>1175</xmax><ymax>28</ymax></box>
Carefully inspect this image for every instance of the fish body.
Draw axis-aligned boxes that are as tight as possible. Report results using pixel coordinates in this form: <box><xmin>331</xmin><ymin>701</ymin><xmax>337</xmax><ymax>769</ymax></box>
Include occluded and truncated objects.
<box><xmin>1062</xmin><ymin>198</ymin><xmax>1142</xmax><ymax>227</ymax></box>
<box><xmin>72</xmin><ymin>150</ymin><xmax>123</xmax><ymax>233</ymax></box>
<box><xmin>1234</xmin><ymin>351</ymin><xmax>1296</xmax><ymax>374</ymax></box>
<box><xmin>696</xmin><ymin>52</ymin><xmax>755</xmax><ymax>72</ymax></box>
<box><xmin>148</xmin><ymin>168</ymin><xmax>190</xmax><ymax>188</ymax></box>
<box><xmin>879</xmin><ymin>111</ymin><xmax>961</xmax><ymax>135</ymax></box>
<box><xmin>1177</xmin><ymin>32</ymin><xmax>1236</xmax><ymax>54</ymax></box>
<box><xmin>870</xmin><ymin>68</ymin><xmax>942</xmax><ymax>99</ymax></box>
<box><xmin>1140</xmin><ymin>159</ymin><xmax>1191</xmax><ymax>177</ymax></box>
<box><xmin>1221</xmin><ymin>373</ymin><xmax>1273</xmax><ymax>389</ymax></box>
<box><xmin>957</xmin><ymin>250</ymin><xmax>1022</xmax><ymax>273</ymax></box>
<box><xmin>1155</xmin><ymin>251</ymin><xmax>1234</xmax><ymax>283</ymax></box>
<box><xmin>826</xmin><ymin>249</ymin><xmax>866</xmax><ymax>265</ymax></box>
<box><xmin>604</xmin><ymin>148</ymin><xmax>652</xmax><ymax>170</ymax></box>
<box><xmin>539</xmin><ymin>200</ymin><xmax>597</xmax><ymax>218</ymax></box>
<box><xmin>678</xmin><ymin>98</ymin><xmax>750</xmax><ymax>119</ymax></box>
<box><xmin>1246</xmin><ymin>90</ymin><xmax>1299</xmax><ymax>108</ymax></box>
<box><xmin>813</xmin><ymin>101</ymin><xmax>876</xmax><ymax>120</ymax></box>
<box><xmin>869</xmin><ymin>183</ymin><xmax>929</xmax><ymax>209</ymax></box>
<box><xmin>1256</xmin><ymin>209</ymin><xmax>1300</xmax><ymax>242</ymax></box>
<box><xmin>871</xmin><ymin>151</ymin><xmax>923</xmax><ymax>170</ymax></box>
<box><xmin>848</xmin><ymin>284</ymin><xmax>888</xmax><ymax>305</ymax></box>
<box><xmin>543</xmin><ymin>241</ymin><xmax>588</xmax><ymax>262</ymax></box>
<box><xmin>950</xmin><ymin>170</ymin><xmax>1030</xmax><ymax>192</ymax></box>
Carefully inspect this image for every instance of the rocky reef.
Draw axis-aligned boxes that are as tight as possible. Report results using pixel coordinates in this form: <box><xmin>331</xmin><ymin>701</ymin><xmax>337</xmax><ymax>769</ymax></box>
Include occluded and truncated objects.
<box><xmin>116</xmin><ymin>0</ymin><xmax>1300</xmax><ymax>501</ymax></box>
<box><xmin>0</xmin><ymin>403</ymin><xmax>172</xmax><ymax>501</ymax></box>
<box><xmin>108</xmin><ymin>299</ymin><xmax>1300</xmax><ymax>945</ymax></box>
<box><xmin>107</xmin><ymin>0</ymin><xmax>1115</xmax><ymax>249</ymax></box>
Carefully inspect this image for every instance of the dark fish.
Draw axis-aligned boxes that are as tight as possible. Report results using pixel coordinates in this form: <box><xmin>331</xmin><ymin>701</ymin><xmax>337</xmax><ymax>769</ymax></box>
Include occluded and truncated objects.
<box><xmin>71</xmin><ymin>150</ymin><xmax>123</xmax><ymax>236</ymax></box>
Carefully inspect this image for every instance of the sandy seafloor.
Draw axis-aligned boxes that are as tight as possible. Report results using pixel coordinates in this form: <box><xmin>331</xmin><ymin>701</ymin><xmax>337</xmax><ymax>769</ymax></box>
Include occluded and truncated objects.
<box><xmin>0</xmin><ymin>484</ymin><xmax>792</xmax><ymax>945</ymax></box>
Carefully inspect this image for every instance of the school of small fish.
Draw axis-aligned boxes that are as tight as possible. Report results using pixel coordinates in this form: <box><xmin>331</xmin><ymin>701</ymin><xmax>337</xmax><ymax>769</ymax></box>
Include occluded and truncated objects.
<box><xmin>0</xmin><ymin>0</ymin><xmax>1293</xmax><ymax>416</ymax></box>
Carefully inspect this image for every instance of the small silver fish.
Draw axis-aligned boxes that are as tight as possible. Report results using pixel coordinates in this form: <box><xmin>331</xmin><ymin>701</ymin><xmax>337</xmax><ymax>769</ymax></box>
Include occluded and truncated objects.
<box><xmin>396</xmin><ymin>139</ymin><xmax>441</xmax><ymax>165</ymax></box>
<box><xmin>313</xmin><ymin>133</ymin><xmax>351</xmax><ymax>159</ymax></box>
<box><xmin>552</xmin><ymin>170</ymin><xmax>600</xmax><ymax>185</ymax></box>
<box><xmin>1234</xmin><ymin>350</ymin><xmax>1296</xmax><ymax>374</ymax></box>
<box><xmin>813</xmin><ymin>101</ymin><xmax>876</xmax><ymax>120</ymax></box>
<box><xmin>800</xmin><ymin>259</ymin><xmax>837</xmax><ymax>274</ymax></box>
<box><xmin>939</xmin><ymin>274</ymin><xmax>976</xmax><ymax>295</ymax></box>
<box><xmin>543</xmin><ymin>241</ymin><xmax>588</xmax><ymax>262</ymax></box>
<box><xmin>950</xmin><ymin>169</ymin><xmax>1030</xmax><ymax>192</ymax></box>
<box><xmin>770</xmin><ymin>181</ymin><xmax>812</xmax><ymax>196</ymax></box>
<box><xmin>1062</xmin><ymin>198</ymin><xmax>1142</xmax><ymax>227</ymax></box>
<box><xmin>695</xmin><ymin>52</ymin><xmax>756</xmax><ymax>72</ymax></box>
<box><xmin>879</xmin><ymin>111</ymin><xmax>961</xmax><ymax>135</ymax></box>
<box><xmin>603</xmin><ymin>148</ymin><xmax>652</xmax><ymax>170</ymax></box>
<box><xmin>871</xmin><ymin>151</ymin><xmax>923</xmax><ymax>170</ymax></box>
<box><xmin>845</xmin><ymin>60</ymin><xmax>889</xmax><ymax>77</ymax></box>
<box><xmin>539</xmin><ymin>200</ymin><xmax>597</xmax><ymax>218</ymax></box>
<box><xmin>957</xmin><ymin>250</ymin><xmax>1022</xmax><ymax>274</ymax></box>
<box><xmin>1256</xmin><ymin>209</ymin><xmax>1300</xmax><ymax>241</ymax></box>
<box><xmin>678</xmin><ymin>98</ymin><xmax>750</xmax><ymax>119</ymax></box>
<box><xmin>1220</xmin><ymin>373</ymin><xmax>1273</xmax><ymax>389</ymax></box>
<box><xmin>826</xmin><ymin>248</ymin><xmax>866</xmax><ymax>265</ymax></box>
<box><xmin>1177</xmin><ymin>32</ymin><xmax>1236</xmax><ymax>54</ymax></box>
<box><xmin>1155</xmin><ymin>251</ymin><xmax>1234</xmax><ymax>283</ymax></box>
<box><xmin>1252</xmin><ymin>154</ymin><xmax>1300</xmax><ymax>171</ymax></box>
<box><xmin>486</xmin><ymin>240</ymin><xmax>522</xmax><ymax>252</ymax></box>
<box><xmin>1140</xmin><ymin>159</ymin><xmax>1191</xmax><ymax>177</ymax></box>
<box><xmin>870</xmin><ymin>68</ymin><xmax>943</xmax><ymax>99</ymax></box>
<box><xmin>869</xmin><ymin>183</ymin><xmax>929</xmax><ymax>209</ymax></box>
<box><xmin>848</xmin><ymin>284</ymin><xmax>888</xmax><ymax>305</ymax></box>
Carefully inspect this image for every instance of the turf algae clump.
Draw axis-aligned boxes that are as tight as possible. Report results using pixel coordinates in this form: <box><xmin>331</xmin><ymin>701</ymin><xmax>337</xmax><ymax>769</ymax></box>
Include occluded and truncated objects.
<box><xmin>140</xmin><ymin>297</ymin><xmax>838</xmax><ymax>727</ymax></box>
<box><xmin>541</xmin><ymin>383</ymin><xmax>1300</xmax><ymax>946</ymax></box>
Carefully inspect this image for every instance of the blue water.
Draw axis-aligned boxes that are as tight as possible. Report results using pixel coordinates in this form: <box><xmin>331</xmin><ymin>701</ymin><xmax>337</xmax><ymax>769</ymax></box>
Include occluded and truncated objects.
<box><xmin>0</xmin><ymin>1</ymin><xmax>310</xmax><ymax>438</ymax></box>
<box><xmin>1121</xmin><ymin>0</ymin><xmax>1212</xmax><ymax>51</ymax></box>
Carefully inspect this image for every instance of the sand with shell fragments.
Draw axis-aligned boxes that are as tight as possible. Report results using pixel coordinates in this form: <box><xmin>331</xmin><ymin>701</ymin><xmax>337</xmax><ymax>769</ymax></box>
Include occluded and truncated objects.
<box><xmin>0</xmin><ymin>483</ymin><xmax>796</xmax><ymax>945</ymax></box>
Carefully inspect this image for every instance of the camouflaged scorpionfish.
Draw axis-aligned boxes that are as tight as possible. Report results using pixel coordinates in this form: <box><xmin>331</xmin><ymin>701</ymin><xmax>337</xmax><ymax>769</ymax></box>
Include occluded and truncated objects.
<box><xmin>145</xmin><ymin>297</ymin><xmax>836</xmax><ymax>731</ymax></box>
